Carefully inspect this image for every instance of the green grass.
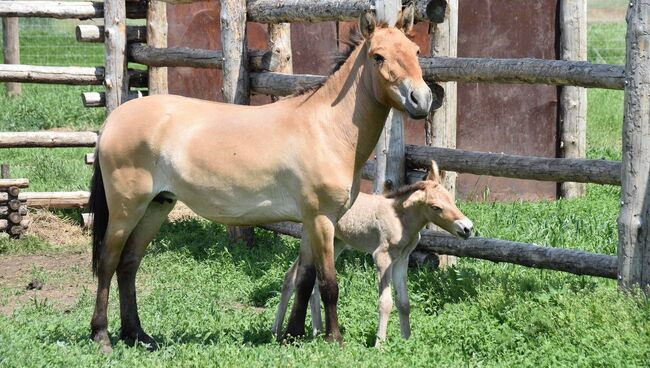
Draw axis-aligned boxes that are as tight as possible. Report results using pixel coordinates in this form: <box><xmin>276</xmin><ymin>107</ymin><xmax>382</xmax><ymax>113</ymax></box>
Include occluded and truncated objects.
<box><xmin>1</xmin><ymin>23</ymin><xmax>648</xmax><ymax>367</ymax></box>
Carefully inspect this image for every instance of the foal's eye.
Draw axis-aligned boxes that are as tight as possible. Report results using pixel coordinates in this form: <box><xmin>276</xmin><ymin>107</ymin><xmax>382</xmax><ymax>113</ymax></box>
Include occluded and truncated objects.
<box><xmin>373</xmin><ymin>54</ymin><xmax>385</xmax><ymax>64</ymax></box>
<box><xmin>431</xmin><ymin>205</ymin><xmax>442</xmax><ymax>212</ymax></box>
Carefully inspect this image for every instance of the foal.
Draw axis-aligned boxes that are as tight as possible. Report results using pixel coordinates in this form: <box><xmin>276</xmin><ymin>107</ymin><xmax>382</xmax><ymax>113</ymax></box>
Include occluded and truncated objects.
<box><xmin>88</xmin><ymin>7</ymin><xmax>432</xmax><ymax>351</ymax></box>
<box><xmin>272</xmin><ymin>162</ymin><xmax>473</xmax><ymax>345</ymax></box>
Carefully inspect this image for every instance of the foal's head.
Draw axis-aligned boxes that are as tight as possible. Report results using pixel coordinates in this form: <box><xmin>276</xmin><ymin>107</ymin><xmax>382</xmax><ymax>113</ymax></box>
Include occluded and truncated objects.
<box><xmin>399</xmin><ymin>161</ymin><xmax>474</xmax><ymax>239</ymax></box>
<box><xmin>359</xmin><ymin>5</ymin><xmax>433</xmax><ymax>119</ymax></box>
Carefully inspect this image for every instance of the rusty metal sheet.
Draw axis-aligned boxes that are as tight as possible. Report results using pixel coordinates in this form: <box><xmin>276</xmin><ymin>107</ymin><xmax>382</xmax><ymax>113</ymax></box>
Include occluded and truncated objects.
<box><xmin>455</xmin><ymin>0</ymin><xmax>558</xmax><ymax>201</ymax></box>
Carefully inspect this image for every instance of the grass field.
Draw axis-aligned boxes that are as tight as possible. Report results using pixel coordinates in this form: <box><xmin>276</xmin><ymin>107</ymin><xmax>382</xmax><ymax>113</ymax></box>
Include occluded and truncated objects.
<box><xmin>1</xmin><ymin>21</ymin><xmax>649</xmax><ymax>367</ymax></box>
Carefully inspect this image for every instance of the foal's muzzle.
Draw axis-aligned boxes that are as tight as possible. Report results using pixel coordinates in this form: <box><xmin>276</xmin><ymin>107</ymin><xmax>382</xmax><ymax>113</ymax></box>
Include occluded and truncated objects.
<box><xmin>453</xmin><ymin>218</ymin><xmax>474</xmax><ymax>239</ymax></box>
<box><xmin>404</xmin><ymin>86</ymin><xmax>433</xmax><ymax>119</ymax></box>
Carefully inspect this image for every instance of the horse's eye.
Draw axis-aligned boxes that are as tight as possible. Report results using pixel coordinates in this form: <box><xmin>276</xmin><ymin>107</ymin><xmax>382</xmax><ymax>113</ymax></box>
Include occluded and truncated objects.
<box><xmin>373</xmin><ymin>54</ymin><xmax>385</xmax><ymax>64</ymax></box>
<box><xmin>431</xmin><ymin>205</ymin><xmax>442</xmax><ymax>212</ymax></box>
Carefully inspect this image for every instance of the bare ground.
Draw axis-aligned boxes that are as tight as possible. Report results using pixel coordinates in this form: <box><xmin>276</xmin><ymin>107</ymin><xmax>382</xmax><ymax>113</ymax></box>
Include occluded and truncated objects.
<box><xmin>0</xmin><ymin>204</ymin><xmax>200</xmax><ymax>316</ymax></box>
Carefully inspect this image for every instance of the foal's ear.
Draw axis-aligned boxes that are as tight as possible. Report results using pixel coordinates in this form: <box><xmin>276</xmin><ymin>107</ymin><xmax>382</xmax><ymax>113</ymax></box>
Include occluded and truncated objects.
<box><xmin>403</xmin><ymin>189</ymin><xmax>425</xmax><ymax>208</ymax></box>
<box><xmin>426</xmin><ymin>160</ymin><xmax>441</xmax><ymax>183</ymax></box>
<box><xmin>360</xmin><ymin>11</ymin><xmax>376</xmax><ymax>39</ymax></box>
<box><xmin>397</xmin><ymin>2</ymin><xmax>415</xmax><ymax>33</ymax></box>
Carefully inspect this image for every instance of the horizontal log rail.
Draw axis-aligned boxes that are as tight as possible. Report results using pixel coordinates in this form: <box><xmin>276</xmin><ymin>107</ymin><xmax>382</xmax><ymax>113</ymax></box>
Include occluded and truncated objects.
<box><xmin>0</xmin><ymin>64</ymin><xmax>147</xmax><ymax>87</ymax></box>
<box><xmin>246</xmin><ymin>0</ymin><xmax>445</xmax><ymax>23</ymax></box>
<box><xmin>76</xmin><ymin>25</ymin><xmax>147</xmax><ymax>43</ymax></box>
<box><xmin>420</xmin><ymin>57</ymin><xmax>625</xmax><ymax>90</ymax></box>
<box><xmin>0</xmin><ymin>178</ymin><xmax>29</xmax><ymax>189</ymax></box>
<box><xmin>406</xmin><ymin>145</ymin><xmax>621</xmax><ymax>186</ymax></box>
<box><xmin>261</xmin><ymin>222</ymin><xmax>617</xmax><ymax>279</ymax></box>
<box><xmin>249</xmin><ymin>58</ymin><xmax>623</xmax><ymax>96</ymax></box>
<box><xmin>128</xmin><ymin>44</ymin><xmax>276</xmax><ymax>71</ymax></box>
<box><xmin>0</xmin><ymin>1</ymin><xmax>146</xmax><ymax>19</ymax></box>
<box><xmin>19</xmin><ymin>191</ymin><xmax>89</xmax><ymax>209</ymax></box>
<box><xmin>81</xmin><ymin>91</ymin><xmax>146</xmax><ymax>108</ymax></box>
<box><xmin>0</xmin><ymin>131</ymin><xmax>97</xmax><ymax>148</ymax></box>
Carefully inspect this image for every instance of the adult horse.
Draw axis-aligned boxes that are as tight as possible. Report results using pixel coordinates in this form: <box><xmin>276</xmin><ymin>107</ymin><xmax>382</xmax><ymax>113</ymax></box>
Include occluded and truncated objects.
<box><xmin>89</xmin><ymin>7</ymin><xmax>432</xmax><ymax>352</ymax></box>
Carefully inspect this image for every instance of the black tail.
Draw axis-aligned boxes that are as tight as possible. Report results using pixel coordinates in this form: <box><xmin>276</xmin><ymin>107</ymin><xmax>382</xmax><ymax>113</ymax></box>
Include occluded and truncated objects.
<box><xmin>89</xmin><ymin>153</ymin><xmax>108</xmax><ymax>276</ymax></box>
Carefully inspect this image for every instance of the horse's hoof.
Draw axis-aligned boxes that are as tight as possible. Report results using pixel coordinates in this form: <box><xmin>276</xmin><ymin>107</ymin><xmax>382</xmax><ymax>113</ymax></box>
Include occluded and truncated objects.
<box><xmin>120</xmin><ymin>330</ymin><xmax>158</xmax><ymax>351</ymax></box>
<box><xmin>325</xmin><ymin>333</ymin><xmax>344</xmax><ymax>347</ymax></box>
<box><xmin>91</xmin><ymin>330</ymin><xmax>113</xmax><ymax>354</ymax></box>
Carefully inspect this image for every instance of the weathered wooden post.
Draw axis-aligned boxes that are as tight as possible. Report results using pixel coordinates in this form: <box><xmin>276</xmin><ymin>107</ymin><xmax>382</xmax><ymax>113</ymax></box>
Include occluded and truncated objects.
<box><xmin>147</xmin><ymin>0</ymin><xmax>168</xmax><ymax>94</ymax></box>
<box><xmin>103</xmin><ymin>0</ymin><xmax>129</xmax><ymax>113</ymax></box>
<box><xmin>425</xmin><ymin>0</ymin><xmax>458</xmax><ymax>267</ymax></box>
<box><xmin>618</xmin><ymin>0</ymin><xmax>650</xmax><ymax>291</ymax></box>
<box><xmin>267</xmin><ymin>23</ymin><xmax>293</xmax><ymax>78</ymax></box>
<box><xmin>559</xmin><ymin>0</ymin><xmax>587</xmax><ymax>198</ymax></box>
<box><xmin>2</xmin><ymin>16</ymin><xmax>21</xmax><ymax>96</ymax></box>
<box><xmin>373</xmin><ymin>0</ymin><xmax>406</xmax><ymax>194</ymax></box>
<box><xmin>221</xmin><ymin>0</ymin><xmax>254</xmax><ymax>247</ymax></box>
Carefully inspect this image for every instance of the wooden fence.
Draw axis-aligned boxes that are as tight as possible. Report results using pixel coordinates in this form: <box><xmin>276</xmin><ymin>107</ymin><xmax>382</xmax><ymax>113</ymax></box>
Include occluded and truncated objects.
<box><xmin>0</xmin><ymin>0</ymin><xmax>648</xmax><ymax>289</ymax></box>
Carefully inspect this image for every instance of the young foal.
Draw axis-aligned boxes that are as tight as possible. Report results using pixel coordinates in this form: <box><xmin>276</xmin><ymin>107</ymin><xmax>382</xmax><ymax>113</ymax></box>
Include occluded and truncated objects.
<box><xmin>88</xmin><ymin>7</ymin><xmax>432</xmax><ymax>351</ymax></box>
<box><xmin>272</xmin><ymin>162</ymin><xmax>473</xmax><ymax>345</ymax></box>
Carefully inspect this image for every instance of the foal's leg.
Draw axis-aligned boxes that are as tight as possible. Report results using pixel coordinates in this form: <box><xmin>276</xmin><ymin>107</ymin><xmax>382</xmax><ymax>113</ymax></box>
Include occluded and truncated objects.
<box><xmin>272</xmin><ymin>258</ymin><xmax>299</xmax><ymax>340</ymax></box>
<box><xmin>374</xmin><ymin>249</ymin><xmax>393</xmax><ymax>347</ymax></box>
<box><xmin>392</xmin><ymin>256</ymin><xmax>411</xmax><ymax>339</ymax></box>
<box><xmin>309</xmin><ymin>239</ymin><xmax>345</xmax><ymax>336</ymax></box>
<box><xmin>117</xmin><ymin>199</ymin><xmax>175</xmax><ymax>350</ymax></box>
<box><xmin>91</xmin><ymin>207</ymin><xmax>147</xmax><ymax>353</ymax></box>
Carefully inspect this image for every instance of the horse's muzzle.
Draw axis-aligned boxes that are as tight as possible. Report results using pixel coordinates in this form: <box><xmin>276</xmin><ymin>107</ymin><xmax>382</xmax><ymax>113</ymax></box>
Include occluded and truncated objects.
<box><xmin>404</xmin><ymin>86</ymin><xmax>433</xmax><ymax>119</ymax></box>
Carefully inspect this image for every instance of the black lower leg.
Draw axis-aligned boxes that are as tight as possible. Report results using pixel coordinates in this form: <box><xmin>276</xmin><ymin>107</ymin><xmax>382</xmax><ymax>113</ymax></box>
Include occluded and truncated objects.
<box><xmin>320</xmin><ymin>276</ymin><xmax>343</xmax><ymax>343</ymax></box>
<box><xmin>284</xmin><ymin>264</ymin><xmax>316</xmax><ymax>339</ymax></box>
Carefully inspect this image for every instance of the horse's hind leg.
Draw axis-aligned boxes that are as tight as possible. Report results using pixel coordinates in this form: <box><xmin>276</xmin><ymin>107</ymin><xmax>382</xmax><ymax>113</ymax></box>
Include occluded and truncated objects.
<box><xmin>91</xmin><ymin>205</ymin><xmax>148</xmax><ymax>353</ymax></box>
<box><xmin>117</xmin><ymin>197</ymin><xmax>176</xmax><ymax>350</ymax></box>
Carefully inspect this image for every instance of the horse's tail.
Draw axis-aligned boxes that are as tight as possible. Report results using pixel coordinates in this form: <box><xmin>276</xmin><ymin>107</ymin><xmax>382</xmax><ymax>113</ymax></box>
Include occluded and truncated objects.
<box><xmin>89</xmin><ymin>152</ymin><xmax>108</xmax><ymax>276</ymax></box>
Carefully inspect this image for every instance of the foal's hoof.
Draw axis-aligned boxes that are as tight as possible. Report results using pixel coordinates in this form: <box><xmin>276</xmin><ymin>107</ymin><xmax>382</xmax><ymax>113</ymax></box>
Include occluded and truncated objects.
<box><xmin>91</xmin><ymin>330</ymin><xmax>113</xmax><ymax>354</ymax></box>
<box><xmin>120</xmin><ymin>330</ymin><xmax>158</xmax><ymax>352</ymax></box>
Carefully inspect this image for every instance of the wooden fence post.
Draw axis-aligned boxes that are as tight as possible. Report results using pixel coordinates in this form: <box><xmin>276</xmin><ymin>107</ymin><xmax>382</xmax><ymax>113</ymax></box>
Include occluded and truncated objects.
<box><xmin>618</xmin><ymin>1</ymin><xmax>650</xmax><ymax>291</ymax></box>
<box><xmin>373</xmin><ymin>0</ymin><xmax>405</xmax><ymax>194</ymax></box>
<box><xmin>221</xmin><ymin>0</ymin><xmax>254</xmax><ymax>247</ymax></box>
<box><xmin>559</xmin><ymin>0</ymin><xmax>587</xmax><ymax>198</ymax></box>
<box><xmin>2</xmin><ymin>17</ymin><xmax>21</xmax><ymax>97</ymax></box>
<box><xmin>147</xmin><ymin>0</ymin><xmax>168</xmax><ymax>94</ymax></box>
<box><xmin>104</xmin><ymin>0</ymin><xmax>128</xmax><ymax>114</ymax></box>
<box><xmin>425</xmin><ymin>0</ymin><xmax>458</xmax><ymax>267</ymax></box>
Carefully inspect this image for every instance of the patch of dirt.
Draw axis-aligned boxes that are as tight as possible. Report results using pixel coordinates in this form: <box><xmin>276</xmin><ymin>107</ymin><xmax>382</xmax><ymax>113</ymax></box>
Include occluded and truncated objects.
<box><xmin>588</xmin><ymin>8</ymin><xmax>627</xmax><ymax>23</ymax></box>
<box><xmin>0</xmin><ymin>251</ymin><xmax>92</xmax><ymax>316</ymax></box>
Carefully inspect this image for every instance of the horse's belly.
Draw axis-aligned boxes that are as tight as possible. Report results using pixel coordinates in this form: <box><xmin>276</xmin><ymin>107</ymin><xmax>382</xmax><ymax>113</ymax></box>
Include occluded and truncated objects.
<box><xmin>176</xmin><ymin>188</ymin><xmax>302</xmax><ymax>225</ymax></box>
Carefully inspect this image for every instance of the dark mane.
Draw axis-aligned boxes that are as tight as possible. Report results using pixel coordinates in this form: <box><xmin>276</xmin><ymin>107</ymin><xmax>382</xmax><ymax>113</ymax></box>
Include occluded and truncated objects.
<box><xmin>292</xmin><ymin>28</ymin><xmax>365</xmax><ymax>96</ymax></box>
<box><xmin>384</xmin><ymin>181</ymin><xmax>428</xmax><ymax>199</ymax></box>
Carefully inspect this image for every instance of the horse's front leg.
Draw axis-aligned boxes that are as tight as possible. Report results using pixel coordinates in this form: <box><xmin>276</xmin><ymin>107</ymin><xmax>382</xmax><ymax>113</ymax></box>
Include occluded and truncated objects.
<box><xmin>284</xmin><ymin>236</ymin><xmax>316</xmax><ymax>340</ymax></box>
<box><xmin>309</xmin><ymin>239</ymin><xmax>346</xmax><ymax>337</ymax></box>
<box><xmin>373</xmin><ymin>249</ymin><xmax>393</xmax><ymax>347</ymax></box>
<box><xmin>392</xmin><ymin>256</ymin><xmax>411</xmax><ymax>339</ymax></box>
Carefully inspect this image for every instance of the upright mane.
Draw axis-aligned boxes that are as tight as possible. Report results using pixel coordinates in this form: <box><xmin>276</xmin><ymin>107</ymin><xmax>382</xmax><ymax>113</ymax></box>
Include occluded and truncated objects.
<box><xmin>292</xmin><ymin>28</ymin><xmax>365</xmax><ymax>96</ymax></box>
<box><xmin>384</xmin><ymin>181</ymin><xmax>429</xmax><ymax>199</ymax></box>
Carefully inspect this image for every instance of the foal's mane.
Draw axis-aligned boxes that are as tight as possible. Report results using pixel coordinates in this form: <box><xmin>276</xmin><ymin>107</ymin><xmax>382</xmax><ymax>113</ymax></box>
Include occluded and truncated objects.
<box><xmin>384</xmin><ymin>181</ymin><xmax>429</xmax><ymax>199</ymax></box>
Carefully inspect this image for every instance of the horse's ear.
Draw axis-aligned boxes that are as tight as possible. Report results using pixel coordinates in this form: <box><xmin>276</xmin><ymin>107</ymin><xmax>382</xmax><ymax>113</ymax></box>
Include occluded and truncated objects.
<box><xmin>426</xmin><ymin>160</ymin><xmax>441</xmax><ymax>183</ymax></box>
<box><xmin>360</xmin><ymin>11</ymin><xmax>376</xmax><ymax>39</ymax></box>
<box><xmin>397</xmin><ymin>2</ymin><xmax>415</xmax><ymax>33</ymax></box>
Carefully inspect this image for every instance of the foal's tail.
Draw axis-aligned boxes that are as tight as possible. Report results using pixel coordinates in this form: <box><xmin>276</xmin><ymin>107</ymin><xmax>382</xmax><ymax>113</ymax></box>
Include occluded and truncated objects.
<box><xmin>89</xmin><ymin>152</ymin><xmax>109</xmax><ymax>276</ymax></box>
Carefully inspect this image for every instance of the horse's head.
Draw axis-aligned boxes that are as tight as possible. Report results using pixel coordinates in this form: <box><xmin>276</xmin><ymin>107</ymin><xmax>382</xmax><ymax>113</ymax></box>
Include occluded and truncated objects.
<box><xmin>359</xmin><ymin>5</ymin><xmax>433</xmax><ymax>119</ymax></box>
<box><xmin>403</xmin><ymin>160</ymin><xmax>474</xmax><ymax>239</ymax></box>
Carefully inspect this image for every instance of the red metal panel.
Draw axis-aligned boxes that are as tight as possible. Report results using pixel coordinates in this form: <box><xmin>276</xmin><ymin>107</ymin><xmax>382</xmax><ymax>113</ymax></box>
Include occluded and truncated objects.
<box><xmin>455</xmin><ymin>0</ymin><xmax>558</xmax><ymax>201</ymax></box>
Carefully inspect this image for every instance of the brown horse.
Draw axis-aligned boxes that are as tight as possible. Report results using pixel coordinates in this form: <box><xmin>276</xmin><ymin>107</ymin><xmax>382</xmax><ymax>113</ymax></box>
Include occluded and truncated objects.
<box><xmin>89</xmin><ymin>7</ymin><xmax>431</xmax><ymax>352</ymax></box>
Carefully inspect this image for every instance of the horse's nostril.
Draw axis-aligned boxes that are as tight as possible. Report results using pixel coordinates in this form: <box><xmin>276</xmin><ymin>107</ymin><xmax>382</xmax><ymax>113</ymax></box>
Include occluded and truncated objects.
<box><xmin>464</xmin><ymin>227</ymin><xmax>472</xmax><ymax>235</ymax></box>
<box><xmin>410</xmin><ymin>90</ymin><xmax>419</xmax><ymax>106</ymax></box>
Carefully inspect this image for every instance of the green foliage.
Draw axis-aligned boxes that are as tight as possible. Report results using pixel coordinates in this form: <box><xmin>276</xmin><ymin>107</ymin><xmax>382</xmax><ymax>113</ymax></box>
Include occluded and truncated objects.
<box><xmin>0</xmin><ymin>22</ymin><xmax>647</xmax><ymax>367</ymax></box>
